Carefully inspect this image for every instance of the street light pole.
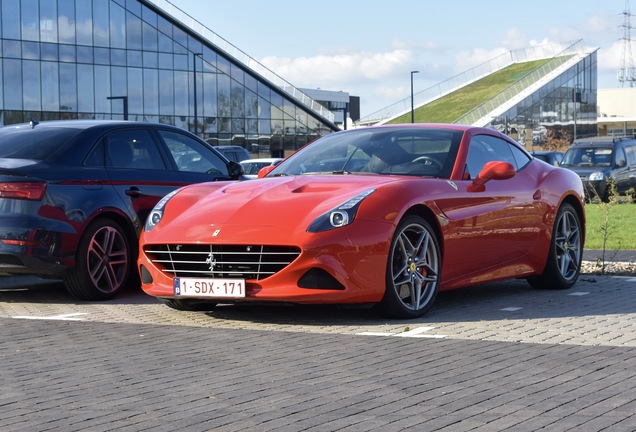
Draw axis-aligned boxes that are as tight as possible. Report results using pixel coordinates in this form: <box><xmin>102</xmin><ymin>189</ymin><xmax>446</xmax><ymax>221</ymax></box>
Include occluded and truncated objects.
<box><xmin>193</xmin><ymin>52</ymin><xmax>202</xmax><ymax>136</ymax></box>
<box><xmin>107</xmin><ymin>96</ymin><xmax>128</xmax><ymax>120</ymax></box>
<box><xmin>410</xmin><ymin>70</ymin><xmax>419</xmax><ymax>123</ymax></box>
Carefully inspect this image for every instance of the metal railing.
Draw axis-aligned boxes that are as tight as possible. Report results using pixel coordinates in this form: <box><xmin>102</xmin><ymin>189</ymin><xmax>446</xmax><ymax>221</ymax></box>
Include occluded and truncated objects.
<box><xmin>144</xmin><ymin>0</ymin><xmax>335</xmax><ymax>123</ymax></box>
<box><xmin>358</xmin><ymin>40</ymin><xmax>590</xmax><ymax>126</ymax></box>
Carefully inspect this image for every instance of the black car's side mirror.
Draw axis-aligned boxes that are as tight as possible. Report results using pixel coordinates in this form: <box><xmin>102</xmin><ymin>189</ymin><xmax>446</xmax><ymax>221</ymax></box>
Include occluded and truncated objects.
<box><xmin>616</xmin><ymin>159</ymin><xmax>627</xmax><ymax>168</ymax></box>
<box><xmin>228</xmin><ymin>161</ymin><xmax>244</xmax><ymax>179</ymax></box>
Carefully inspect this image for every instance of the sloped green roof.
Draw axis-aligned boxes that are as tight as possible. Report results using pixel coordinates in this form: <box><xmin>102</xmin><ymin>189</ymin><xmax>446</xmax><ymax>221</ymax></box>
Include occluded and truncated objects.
<box><xmin>388</xmin><ymin>59</ymin><xmax>549</xmax><ymax>124</ymax></box>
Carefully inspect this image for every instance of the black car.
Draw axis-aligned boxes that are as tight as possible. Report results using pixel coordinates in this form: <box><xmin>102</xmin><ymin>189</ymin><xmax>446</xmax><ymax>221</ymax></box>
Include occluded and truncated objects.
<box><xmin>0</xmin><ymin>120</ymin><xmax>243</xmax><ymax>300</ymax></box>
<box><xmin>561</xmin><ymin>136</ymin><xmax>636</xmax><ymax>201</ymax></box>
<box><xmin>531</xmin><ymin>150</ymin><xmax>564</xmax><ymax>166</ymax></box>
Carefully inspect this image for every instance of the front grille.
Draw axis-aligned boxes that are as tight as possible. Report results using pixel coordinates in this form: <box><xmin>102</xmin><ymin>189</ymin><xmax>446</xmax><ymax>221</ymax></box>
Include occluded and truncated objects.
<box><xmin>144</xmin><ymin>244</ymin><xmax>301</xmax><ymax>280</ymax></box>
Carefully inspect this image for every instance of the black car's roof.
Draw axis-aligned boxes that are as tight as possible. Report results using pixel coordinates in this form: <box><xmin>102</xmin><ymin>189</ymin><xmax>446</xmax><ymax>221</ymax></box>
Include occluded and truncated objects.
<box><xmin>571</xmin><ymin>136</ymin><xmax>636</xmax><ymax>147</ymax></box>
<box><xmin>1</xmin><ymin>120</ymin><xmax>164</xmax><ymax>131</ymax></box>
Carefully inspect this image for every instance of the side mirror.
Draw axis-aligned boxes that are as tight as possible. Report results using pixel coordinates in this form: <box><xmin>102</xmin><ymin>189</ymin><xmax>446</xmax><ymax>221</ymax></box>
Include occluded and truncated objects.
<box><xmin>258</xmin><ymin>165</ymin><xmax>276</xmax><ymax>178</ymax></box>
<box><xmin>228</xmin><ymin>161</ymin><xmax>243</xmax><ymax>179</ymax></box>
<box><xmin>468</xmin><ymin>161</ymin><xmax>516</xmax><ymax>192</ymax></box>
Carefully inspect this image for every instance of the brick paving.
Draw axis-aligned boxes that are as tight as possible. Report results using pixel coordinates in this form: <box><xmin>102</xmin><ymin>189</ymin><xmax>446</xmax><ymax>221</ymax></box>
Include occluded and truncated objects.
<box><xmin>1</xmin><ymin>274</ymin><xmax>636</xmax><ymax>431</ymax></box>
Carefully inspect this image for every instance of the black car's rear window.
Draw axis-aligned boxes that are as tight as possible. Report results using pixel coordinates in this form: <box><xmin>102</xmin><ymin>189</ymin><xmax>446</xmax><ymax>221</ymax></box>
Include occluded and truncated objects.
<box><xmin>0</xmin><ymin>127</ymin><xmax>80</xmax><ymax>160</ymax></box>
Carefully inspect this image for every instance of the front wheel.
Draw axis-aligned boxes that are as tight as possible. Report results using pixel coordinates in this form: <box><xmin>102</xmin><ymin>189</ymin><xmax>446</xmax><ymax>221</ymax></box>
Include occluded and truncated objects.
<box><xmin>376</xmin><ymin>215</ymin><xmax>441</xmax><ymax>319</ymax></box>
<box><xmin>528</xmin><ymin>203</ymin><xmax>582</xmax><ymax>290</ymax></box>
<box><xmin>64</xmin><ymin>218</ymin><xmax>132</xmax><ymax>300</ymax></box>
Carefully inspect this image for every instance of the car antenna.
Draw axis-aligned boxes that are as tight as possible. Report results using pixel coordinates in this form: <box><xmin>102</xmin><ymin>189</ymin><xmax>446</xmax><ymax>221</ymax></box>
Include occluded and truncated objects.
<box><xmin>29</xmin><ymin>116</ymin><xmax>39</xmax><ymax>129</ymax></box>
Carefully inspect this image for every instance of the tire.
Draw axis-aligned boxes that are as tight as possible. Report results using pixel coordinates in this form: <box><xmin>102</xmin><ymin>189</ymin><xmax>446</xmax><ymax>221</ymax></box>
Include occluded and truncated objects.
<box><xmin>64</xmin><ymin>218</ymin><xmax>132</xmax><ymax>300</ymax></box>
<box><xmin>528</xmin><ymin>203</ymin><xmax>582</xmax><ymax>290</ymax></box>
<box><xmin>161</xmin><ymin>299</ymin><xmax>218</xmax><ymax>311</ymax></box>
<box><xmin>376</xmin><ymin>215</ymin><xmax>441</xmax><ymax>319</ymax></box>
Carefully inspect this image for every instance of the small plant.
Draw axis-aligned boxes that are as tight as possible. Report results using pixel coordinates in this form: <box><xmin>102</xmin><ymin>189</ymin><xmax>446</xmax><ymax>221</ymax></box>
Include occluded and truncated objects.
<box><xmin>592</xmin><ymin>179</ymin><xmax>621</xmax><ymax>274</ymax></box>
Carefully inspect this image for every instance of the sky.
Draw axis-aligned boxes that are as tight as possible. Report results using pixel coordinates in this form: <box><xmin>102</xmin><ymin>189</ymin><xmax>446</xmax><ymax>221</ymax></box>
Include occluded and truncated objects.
<box><xmin>171</xmin><ymin>0</ymin><xmax>633</xmax><ymax>117</ymax></box>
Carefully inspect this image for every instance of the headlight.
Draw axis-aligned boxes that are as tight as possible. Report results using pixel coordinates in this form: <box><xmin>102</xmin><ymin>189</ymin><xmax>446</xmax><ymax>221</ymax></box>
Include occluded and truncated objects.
<box><xmin>144</xmin><ymin>189</ymin><xmax>179</xmax><ymax>232</ymax></box>
<box><xmin>588</xmin><ymin>171</ymin><xmax>604</xmax><ymax>181</ymax></box>
<box><xmin>307</xmin><ymin>189</ymin><xmax>375</xmax><ymax>233</ymax></box>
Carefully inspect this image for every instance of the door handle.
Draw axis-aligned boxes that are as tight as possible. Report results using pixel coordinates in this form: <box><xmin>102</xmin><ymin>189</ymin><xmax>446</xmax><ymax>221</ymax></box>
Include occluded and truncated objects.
<box><xmin>125</xmin><ymin>186</ymin><xmax>143</xmax><ymax>198</ymax></box>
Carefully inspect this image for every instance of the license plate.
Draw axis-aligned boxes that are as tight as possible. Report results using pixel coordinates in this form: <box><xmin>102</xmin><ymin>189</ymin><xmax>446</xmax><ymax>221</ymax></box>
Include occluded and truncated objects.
<box><xmin>174</xmin><ymin>277</ymin><xmax>245</xmax><ymax>298</ymax></box>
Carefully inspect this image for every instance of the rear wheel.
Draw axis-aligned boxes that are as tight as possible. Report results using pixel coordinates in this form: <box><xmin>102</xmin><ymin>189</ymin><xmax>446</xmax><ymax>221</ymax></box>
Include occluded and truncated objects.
<box><xmin>64</xmin><ymin>218</ymin><xmax>132</xmax><ymax>300</ymax></box>
<box><xmin>376</xmin><ymin>215</ymin><xmax>441</xmax><ymax>319</ymax></box>
<box><xmin>528</xmin><ymin>203</ymin><xmax>582</xmax><ymax>290</ymax></box>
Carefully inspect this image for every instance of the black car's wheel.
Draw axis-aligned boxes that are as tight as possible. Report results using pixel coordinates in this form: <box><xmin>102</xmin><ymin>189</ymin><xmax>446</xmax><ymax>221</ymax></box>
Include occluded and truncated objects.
<box><xmin>64</xmin><ymin>218</ymin><xmax>132</xmax><ymax>300</ymax></box>
<box><xmin>528</xmin><ymin>203</ymin><xmax>582</xmax><ymax>290</ymax></box>
<box><xmin>376</xmin><ymin>215</ymin><xmax>441</xmax><ymax>319</ymax></box>
<box><xmin>161</xmin><ymin>299</ymin><xmax>218</xmax><ymax>311</ymax></box>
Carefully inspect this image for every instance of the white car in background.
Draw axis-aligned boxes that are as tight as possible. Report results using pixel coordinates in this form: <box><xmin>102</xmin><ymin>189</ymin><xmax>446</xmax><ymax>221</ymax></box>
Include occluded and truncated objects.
<box><xmin>240</xmin><ymin>158</ymin><xmax>283</xmax><ymax>178</ymax></box>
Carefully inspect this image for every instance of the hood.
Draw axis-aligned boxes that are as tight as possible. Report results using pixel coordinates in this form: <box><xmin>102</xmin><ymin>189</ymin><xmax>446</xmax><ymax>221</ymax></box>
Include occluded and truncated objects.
<box><xmin>562</xmin><ymin>165</ymin><xmax>607</xmax><ymax>179</ymax></box>
<box><xmin>154</xmin><ymin>175</ymin><xmax>397</xmax><ymax>243</ymax></box>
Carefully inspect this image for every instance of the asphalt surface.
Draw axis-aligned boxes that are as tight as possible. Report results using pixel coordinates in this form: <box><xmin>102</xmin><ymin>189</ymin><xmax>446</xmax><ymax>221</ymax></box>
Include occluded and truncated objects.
<box><xmin>1</xmin><ymin>258</ymin><xmax>636</xmax><ymax>431</ymax></box>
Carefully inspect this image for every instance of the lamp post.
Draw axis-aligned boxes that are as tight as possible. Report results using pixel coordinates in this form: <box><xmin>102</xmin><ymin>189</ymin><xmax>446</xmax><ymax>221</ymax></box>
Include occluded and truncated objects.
<box><xmin>410</xmin><ymin>70</ymin><xmax>419</xmax><ymax>123</ymax></box>
<box><xmin>107</xmin><ymin>96</ymin><xmax>128</xmax><ymax>120</ymax></box>
<box><xmin>193</xmin><ymin>52</ymin><xmax>203</xmax><ymax>136</ymax></box>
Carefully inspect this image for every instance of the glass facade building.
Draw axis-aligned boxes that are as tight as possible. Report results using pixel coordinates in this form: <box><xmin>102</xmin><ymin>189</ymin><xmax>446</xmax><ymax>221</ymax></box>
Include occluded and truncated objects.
<box><xmin>488</xmin><ymin>51</ymin><xmax>598</xmax><ymax>148</ymax></box>
<box><xmin>0</xmin><ymin>0</ymin><xmax>338</xmax><ymax>156</ymax></box>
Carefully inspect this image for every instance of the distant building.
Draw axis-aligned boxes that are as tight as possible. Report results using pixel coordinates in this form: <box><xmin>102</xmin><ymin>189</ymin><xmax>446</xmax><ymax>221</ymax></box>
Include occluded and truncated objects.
<box><xmin>299</xmin><ymin>88</ymin><xmax>360</xmax><ymax>130</ymax></box>
<box><xmin>0</xmin><ymin>0</ymin><xmax>339</xmax><ymax>157</ymax></box>
<box><xmin>597</xmin><ymin>88</ymin><xmax>636</xmax><ymax>137</ymax></box>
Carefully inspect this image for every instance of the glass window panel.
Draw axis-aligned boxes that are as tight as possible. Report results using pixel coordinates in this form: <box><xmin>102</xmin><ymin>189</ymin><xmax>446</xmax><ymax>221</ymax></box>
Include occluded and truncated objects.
<box><xmin>174</xmin><ymin>70</ymin><xmax>188</xmax><ymax>116</ymax></box>
<box><xmin>0</xmin><ymin>61</ymin><xmax>3</xmax><ymax>107</ymax></box>
<box><xmin>231</xmin><ymin>81</ymin><xmax>244</xmax><ymax>117</ymax></box>
<box><xmin>111</xmin><ymin>66</ymin><xmax>127</xmax><ymax>99</ymax></box>
<box><xmin>217</xmin><ymin>56</ymin><xmax>230</xmax><ymax>75</ymax></box>
<box><xmin>202</xmin><ymin>47</ymin><xmax>217</xmax><ymax>72</ymax></box>
<box><xmin>174</xmin><ymin>53</ymin><xmax>187</xmax><ymax>70</ymax></box>
<box><xmin>218</xmin><ymin>74</ymin><xmax>231</xmax><ymax>117</ymax></box>
<box><xmin>187</xmin><ymin>35</ymin><xmax>202</xmax><ymax>54</ymax></box>
<box><xmin>110</xmin><ymin>2</ymin><xmax>126</xmax><ymax>49</ymax></box>
<box><xmin>158</xmin><ymin>53</ymin><xmax>173</xmax><ymax>69</ymax></box>
<box><xmin>257</xmin><ymin>81</ymin><xmax>270</xmax><ymax>100</ymax></box>
<box><xmin>76</xmin><ymin>1</ymin><xmax>92</xmax><ymax>45</ymax></box>
<box><xmin>245</xmin><ymin>89</ymin><xmax>258</xmax><ymax>118</ymax></box>
<box><xmin>94</xmin><ymin>47</ymin><xmax>110</xmax><ymax>65</ymax></box>
<box><xmin>126</xmin><ymin>11</ymin><xmax>142</xmax><ymax>50</ymax></box>
<box><xmin>158</xmin><ymin>33</ymin><xmax>172</xmax><ymax>53</ymax></box>
<box><xmin>143</xmin><ymin>51</ymin><xmax>158</xmax><ymax>68</ymax></box>
<box><xmin>127</xmin><ymin>50</ymin><xmax>142</xmax><ymax>67</ymax></box>
<box><xmin>219</xmin><ymin>118</ymin><xmax>230</xmax><ymax>133</ymax></box>
<box><xmin>22</xmin><ymin>60</ymin><xmax>42</xmax><ymax>111</ymax></box>
<box><xmin>173</xmin><ymin>26</ymin><xmax>187</xmax><ymax>51</ymax></box>
<box><xmin>230</xmin><ymin>63</ymin><xmax>244</xmax><ymax>84</ymax></box>
<box><xmin>142</xmin><ymin>21</ymin><xmax>158</xmax><ymax>51</ymax></box>
<box><xmin>59</xmin><ymin>63</ymin><xmax>77</xmax><ymax>112</ymax></box>
<box><xmin>77</xmin><ymin>64</ymin><xmax>94</xmax><ymax>113</ymax></box>
<box><xmin>40</xmin><ymin>0</ymin><xmax>58</xmax><ymax>43</ymax></box>
<box><xmin>125</xmin><ymin>0</ymin><xmax>141</xmax><ymax>16</ymax></box>
<box><xmin>127</xmin><ymin>68</ymin><xmax>143</xmax><ymax>114</ymax></box>
<box><xmin>3</xmin><ymin>40</ymin><xmax>20</xmax><ymax>58</ymax></box>
<box><xmin>143</xmin><ymin>68</ymin><xmax>159</xmax><ymax>115</ymax></box>
<box><xmin>94</xmin><ymin>65</ymin><xmax>111</xmax><ymax>114</ymax></box>
<box><xmin>203</xmin><ymin>72</ymin><xmax>217</xmax><ymax>117</ymax></box>
<box><xmin>77</xmin><ymin>46</ymin><xmax>93</xmax><ymax>63</ymax></box>
<box><xmin>202</xmin><ymin>117</ymin><xmax>217</xmax><ymax>134</ymax></box>
<box><xmin>41</xmin><ymin>61</ymin><xmax>59</xmax><ymax>111</ymax></box>
<box><xmin>258</xmin><ymin>97</ymin><xmax>271</xmax><ymax>120</ymax></box>
<box><xmin>22</xmin><ymin>41</ymin><xmax>40</xmax><ymax>60</ymax></box>
<box><xmin>245</xmin><ymin>74</ymin><xmax>257</xmax><ymax>92</ymax></box>
<box><xmin>59</xmin><ymin>44</ymin><xmax>76</xmax><ymax>62</ymax></box>
<box><xmin>111</xmin><ymin>49</ymin><xmax>126</xmax><ymax>66</ymax></box>
<box><xmin>2</xmin><ymin>0</ymin><xmax>20</xmax><ymax>39</ymax></box>
<box><xmin>3</xmin><ymin>60</ymin><xmax>23</xmax><ymax>110</ymax></box>
<box><xmin>159</xmin><ymin>70</ymin><xmax>174</xmax><ymax>115</ymax></box>
<box><xmin>232</xmin><ymin>118</ymin><xmax>245</xmax><ymax>134</ymax></box>
<box><xmin>57</xmin><ymin>0</ymin><xmax>75</xmax><ymax>44</ymax></box>
<box><xmin>157</xmin><ymin>15</ymin><xmax>172</xmax><ymax>37</ymax></box>
<box><xmin>141</xmin><ymin>6</ymin><xmax>157</xmax><ymax>27</ymax></box>
<box><xmin>93</xmin><ymin>0</ymin><xmax>109</xmax><ymax>47</ymax></box>
<box><xmin>21</xmin><ymin>0</ymin><xmax>39</xmax><ymax>41</ymax></box>
<box><xmin>41</xmin><ymin>43</ymin><xmax>59</xmax><ymax>61</ymax></box>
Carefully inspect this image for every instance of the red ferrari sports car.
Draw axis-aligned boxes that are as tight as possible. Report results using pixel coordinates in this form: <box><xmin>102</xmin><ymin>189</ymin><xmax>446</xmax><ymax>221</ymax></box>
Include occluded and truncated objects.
<box><xmin>138</xmin><ymin>124</ymin><xmax>585</xmax><ymax>319</ymax></box>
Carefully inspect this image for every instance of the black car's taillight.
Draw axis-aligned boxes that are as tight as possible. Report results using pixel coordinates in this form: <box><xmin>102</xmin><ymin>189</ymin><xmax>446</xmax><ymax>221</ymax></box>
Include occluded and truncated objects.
<box><xmin>0</xmin><ymin>182</ymin><xmax>47</xmax><ymax>200</ymax></box>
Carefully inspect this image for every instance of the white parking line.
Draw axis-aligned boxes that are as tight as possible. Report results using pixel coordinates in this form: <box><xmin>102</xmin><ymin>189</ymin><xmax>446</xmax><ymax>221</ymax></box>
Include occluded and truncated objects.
<box><xmin>568</xmin><ymin>291</ymin><xmax>590</xmax><ymax>296</ymax></box>
<box><xmin>500</xmin><ymin>307</ymin><xmax>522</xmax><ymax>312</ymax></box>
<box><xmin>357</xmin><ymin>326</ymin><xmax>447</xmax><ymax>338</ymax></box>
<box><xmin>12</xmin><ymin>313</ymin><xmax>88</xmax><ymax>321</ymax></box>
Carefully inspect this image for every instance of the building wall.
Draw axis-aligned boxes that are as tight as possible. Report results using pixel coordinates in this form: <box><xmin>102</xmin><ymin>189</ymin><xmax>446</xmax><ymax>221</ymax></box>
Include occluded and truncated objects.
<box><xmin>0</xmin><ymin>0</ymin><xmax>337</xmax><ymax>157</ymax></box>
<box><xmin>487</xmin><ymin>51</ymin><xmax>598</xmax><ymax>149</ymax></box>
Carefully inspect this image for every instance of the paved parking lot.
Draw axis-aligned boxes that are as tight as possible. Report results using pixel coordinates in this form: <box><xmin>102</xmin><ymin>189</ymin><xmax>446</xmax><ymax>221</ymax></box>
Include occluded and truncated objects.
<box><xmin>1</xmin><ymin>272</ymin><xmax>636</xmax><ymax>431</ymax></box>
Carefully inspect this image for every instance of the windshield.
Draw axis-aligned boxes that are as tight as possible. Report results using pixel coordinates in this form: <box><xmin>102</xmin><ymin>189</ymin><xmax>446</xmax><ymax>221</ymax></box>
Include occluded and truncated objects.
<box><xmin>561</xmin><ymin>147</ymin><xmax>613</xmax><ymax>168</ymax></box>
<box><xmin>270</xmin><ymin>127</ymin><xmax>463</xmax><ymax>178</ymax></box>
